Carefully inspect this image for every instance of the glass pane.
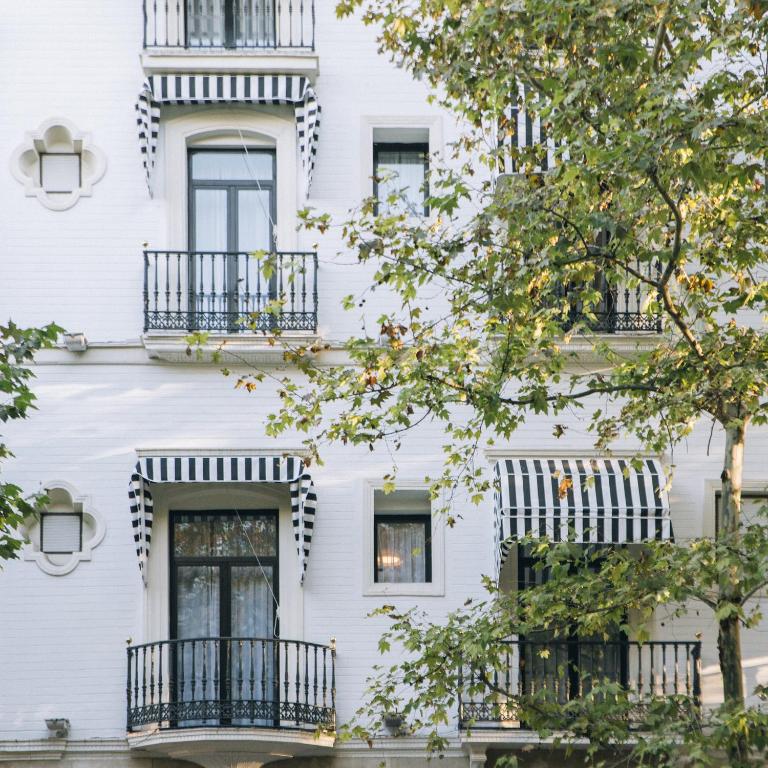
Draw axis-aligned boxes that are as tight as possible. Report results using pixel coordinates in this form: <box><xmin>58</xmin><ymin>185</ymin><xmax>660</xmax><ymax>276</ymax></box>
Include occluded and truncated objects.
<box><xmin>238</xmin><ymin>189</ymin><xmax>272</xmax><ymax>252</ymax></box>
<box><xmin>175</xmin><ymin>565</ymin><xmax>219</xmax><ymax>724</ymax></box>
<box><xmin>187</xmin><ymin>0</ymin><xmax>225</xmax><ymax>46</ymax></box>
<box><xmin>230</xmin><ymin>566</ymin><xmax>277</xmax><ymax>723</ymax></box>
<box><xmin>174</xmin><ymin>513</ymin><xmax>277</xmax><ymax>557</ymax></box>
<box><xmin>235</xmin><ymin>0</ymin><xmax>276</xmax><ymax>46</ymax></box>
<box><xmin>231</xmin><ymin>566</ymin><xmax>275</xmax><ymax>637</ymax></box>
<box><xmin>176</xmin><ymin>565</ymin><xmax>220</xmax><ymax>638</ymax></box>
<box><xmin>191</xmin><ymin>151</ymin><xmax>274</xmax><ymax>181</ymax></box>
<box><xmin>375</xmin><ymin>146</ymin><xmax>427</xmax><ymax>215</ymax></box>
<box><xmin>194</xmin><ymin>188</ymin><xmax>228</xmax><ymax>251</ymax></box>
<box><xmin>376</xmin><ymin>519</ymin><xmax>428</xmax><ymax>583</ymax></box>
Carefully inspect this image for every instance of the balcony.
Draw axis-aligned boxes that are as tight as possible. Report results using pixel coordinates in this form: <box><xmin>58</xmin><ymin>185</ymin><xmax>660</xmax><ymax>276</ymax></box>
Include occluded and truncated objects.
<box><xmin>141</xmin><ymin>1</ymin><xmax>318</xmax><ymax>76</ymax></box>
<box><xmin>126</xmin><ymin>637</ymin><xmax>335</xmax><ymax>768</ymax></box>
<box><xmin>553</xmin><ymin>260</ymin><xmax>663</xmax><ymax>335</ymax></box>
<box><xmin>143</xmin><ymin>250</ymin><xmax>318</xmax><ymax>337</ymax></box>
<box><xmin>459</xmin><ymin>639</ymin><xmax>701</xmax><ymax>730</ymax></box>
<box><xmin>143</xmin><ymin>0</ymin><xmax>314</xmax><ymax>50</ymax></box>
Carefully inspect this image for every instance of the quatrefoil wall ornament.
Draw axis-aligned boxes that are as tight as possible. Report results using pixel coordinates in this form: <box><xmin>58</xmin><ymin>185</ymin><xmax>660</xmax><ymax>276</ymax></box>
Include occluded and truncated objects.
<box><xmin>10</xmin><ymin>117</ymin><xmax>106</xmax><ymax>211</ymax></box>
<box><xmin>23</xmin><ymin>481</ymin><xmax>106</xmax><ymax>576</ymax></box>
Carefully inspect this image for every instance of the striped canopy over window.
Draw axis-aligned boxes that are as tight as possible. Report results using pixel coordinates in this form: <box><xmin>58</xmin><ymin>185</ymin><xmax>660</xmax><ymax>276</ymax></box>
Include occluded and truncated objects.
<box><xmin>493</xmin><ymin>457</ymin><xmax>673</xmax><ymax>577</ymax></box>
<box><xmin>136</xmin><ymin>74</ymin><xmax>320</xmax><ymax>195</ymax></box>
<box><xmin>128</xmin><ymin>455</ymin><xmax>316</xmax><ymax>584</ymax></box>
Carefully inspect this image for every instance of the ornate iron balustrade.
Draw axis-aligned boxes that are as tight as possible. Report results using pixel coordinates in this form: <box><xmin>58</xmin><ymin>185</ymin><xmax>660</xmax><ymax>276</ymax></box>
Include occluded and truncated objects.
<box><xmin>459</xmin><ymin>639</ymin><xmax>701</xmax><ymax>728</ymax></box>
<box><xmin>143</xmin><ymin>250</ymin><xmax>318</xmax><ymax>334</ymax></box>
<box><xmin>143</xmin><ymin>0</ymin><xmax>315</xmax><ymax>49</ymax></box>
<box><xmin>556</xmin><ymin>260</ymin><xmax>664</xmax><ymax>334</ymax></box>
<box><xmin>127</xmin><ymin>637</ymin><xmax>336</xmax><ymax>731</ymax></box>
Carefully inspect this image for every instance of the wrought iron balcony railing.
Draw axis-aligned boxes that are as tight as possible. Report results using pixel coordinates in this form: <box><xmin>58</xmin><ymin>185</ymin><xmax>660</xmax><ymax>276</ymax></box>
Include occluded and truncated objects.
<box><xmin>556</xmin><ymin>261</ymin><xmax>663</xmax><ymax>334</ymax></box>
<box><xmin>459</xmin><ymin>639</ymin><xmax>701</xmax><ymax>728</ymax></box>
<box><xmin>143</xmin><ymin>0</ymin><xmax>315</xmax><ymax>50</ymax></box>
<box><xmin>127</xmin><ymin>637</ymin><xmax>336</xmax><ymax>731</ymax></box>
<box><xmin>143</xmin><ymin>250</ymin><xmax>318</xmax><ymax>334</ymax></box>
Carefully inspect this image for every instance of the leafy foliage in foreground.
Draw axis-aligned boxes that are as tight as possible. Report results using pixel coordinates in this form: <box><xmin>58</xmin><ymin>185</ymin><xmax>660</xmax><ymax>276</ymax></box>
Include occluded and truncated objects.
<box><xmin>211</xmin><ymin>0</ymin><xmax>768</xmax><ymax>763</ymax></box>
<box><xmin>349</xmin><ymin>534</ymin><xmax>768</xmax><ymax>766</ymax></box>
<box><xmin>0</xmin><ymin>321</ymin><xmax>60</xmax><ymax>561</ymax></box>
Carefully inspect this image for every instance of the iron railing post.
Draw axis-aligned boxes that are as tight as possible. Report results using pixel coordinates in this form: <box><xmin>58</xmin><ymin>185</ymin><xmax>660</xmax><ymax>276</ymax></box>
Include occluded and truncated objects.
<box><xmin>330</xmin><ymin>637</ymin><xmax>337</xmax><ymax>728</ymax></box>
<box><xmin>142</xmin><ymin>251</ymin><xmax>150</xmax><ymax>333</ymax></box>
<box><xmin>312</xmin><ymin>252</ymin><xmax>318</xmax><ymax>331</ymax></box>
<box><xmin>692</xmin><ymin>641</ymin><xmax>702</xmax><ymax>708</ymax></box>
<box><xmin>126</xmin><ymin>640</ymin><xmax>133</xmax><ymax>732</ymax></box>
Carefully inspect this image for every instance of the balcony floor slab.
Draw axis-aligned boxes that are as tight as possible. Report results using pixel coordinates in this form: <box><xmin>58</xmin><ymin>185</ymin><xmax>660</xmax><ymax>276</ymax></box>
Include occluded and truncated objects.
<box><xmin>127</xmin><ymin>726</ymin><xmax>335</xmax><ymax>768</ymax></box>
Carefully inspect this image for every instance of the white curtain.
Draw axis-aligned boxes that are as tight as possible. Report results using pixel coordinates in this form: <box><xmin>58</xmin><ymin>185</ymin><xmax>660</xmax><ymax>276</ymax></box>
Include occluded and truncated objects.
<box><xmin>376</xmin><ymin>148</ymin><xmax>427</xmax><ymax>216</ymax></box>
<box><xmin>376</xmin><ymin>520</ymin><xmax>427</xmax><ymax>583</ymax></box>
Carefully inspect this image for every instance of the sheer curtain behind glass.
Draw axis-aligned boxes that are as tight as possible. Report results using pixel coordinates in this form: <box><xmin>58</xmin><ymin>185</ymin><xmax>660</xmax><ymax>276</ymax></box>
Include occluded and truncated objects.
<box><xmin>177</xmin><ymin>565</ymin><xmax>220</xmax><ymax>716</ymax></box>
<box><xmin>376</xmin><ymin>519</ymin><xmax>427</xmax><ymax>583</ymax></box>
<box><xmin>375</xmin><ymin>145</ymin><xmax>428</xmax><ymax>216</ymax></box>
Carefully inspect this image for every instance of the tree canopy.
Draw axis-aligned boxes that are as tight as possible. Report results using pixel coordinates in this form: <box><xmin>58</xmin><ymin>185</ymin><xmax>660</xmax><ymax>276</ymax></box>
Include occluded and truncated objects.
<box><xmin>213</xmin><ymin>0</ymin><xmax>768</xmax><ymax>763</ymax></box>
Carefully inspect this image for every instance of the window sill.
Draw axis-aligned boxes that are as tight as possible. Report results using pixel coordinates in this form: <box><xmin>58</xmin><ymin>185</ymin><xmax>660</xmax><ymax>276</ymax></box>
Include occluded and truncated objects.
<box><xmin>363</xmin><ymin>581</ymin><xmax>444</xmax><ymax>598</ymax></box>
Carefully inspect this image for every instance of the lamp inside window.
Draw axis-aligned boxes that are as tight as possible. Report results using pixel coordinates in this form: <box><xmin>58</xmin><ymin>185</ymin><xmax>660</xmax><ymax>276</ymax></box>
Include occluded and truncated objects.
<box><xmin>373</xmin><ymin>489</ymin><xmax>432</xmax><ymax>583</ymax></box>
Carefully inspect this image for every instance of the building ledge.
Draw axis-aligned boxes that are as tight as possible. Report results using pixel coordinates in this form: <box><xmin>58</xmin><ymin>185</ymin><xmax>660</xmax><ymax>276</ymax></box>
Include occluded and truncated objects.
<box><xmin>127</xmin><ymin>727</ymin><xmax>334</xmax><ymax>768</ymax></box>
<box><xmin>141</xmin><ymin>50</ymin><xmax>319</xmax><ymax>77</ymax></box>
<box><xmin>142</xmin><ymin>332</ymin><xmax>320</xmax><ymax>363</ymax></box>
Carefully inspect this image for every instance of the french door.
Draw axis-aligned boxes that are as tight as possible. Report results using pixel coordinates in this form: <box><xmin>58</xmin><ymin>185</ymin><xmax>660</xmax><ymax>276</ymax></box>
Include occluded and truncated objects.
<box><xmin>517</xmin><ymin>545</ymin><xmax>627</xmax><ymax>703</ymax></box>
<box><xmin>170</xmin><ymin>510</ymin><xmax>279</xmax><ymax>725</ymax></box>
<box><xmin>189</xmin><ymin>149</ymin><xmax>276</xmax><ymax>331</ymax></box>
<box><xmin>187</xmin><ymin>1</ymin><xmax>277</xmax><ymax>48</ymax></box>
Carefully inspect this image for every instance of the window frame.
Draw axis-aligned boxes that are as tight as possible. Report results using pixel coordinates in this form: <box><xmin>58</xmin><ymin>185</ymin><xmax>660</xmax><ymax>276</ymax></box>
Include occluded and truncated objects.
<box><xmin>185</xmin><ymin>0</ymin><xmax>278</xmax><ymax>49</ymax></box>
<box><xmin>373</xmin><ymin>141</ymin><xmax>430</xmax><ymax>217</ymax></box>
<box><xmin>714</xmin><ymin>490</ymin><xmax>768</xmax><ymax>536</ymax></box>
<box><xmin>362</xmin><ymin>480</ymin><xmax>445</xmax><ymax>597</ymax></box>
<box><xmin>169</xmin><ymin>508</ymin><xmax>280</xmax><ymax>642</ymax></box>
<box><xmin>373</xmin><ymin>512</ymin><xmax>432</xmax><ymax>584</ymax></box>
<box><xmin>39</xmin><ymin>511</ymin><xmax>83</xmax><ymax>555</ymax></box>
<box><xmin>187</xmin><ymin>146</ymin><xmax>277</xmax><ymax>253</ymax></box>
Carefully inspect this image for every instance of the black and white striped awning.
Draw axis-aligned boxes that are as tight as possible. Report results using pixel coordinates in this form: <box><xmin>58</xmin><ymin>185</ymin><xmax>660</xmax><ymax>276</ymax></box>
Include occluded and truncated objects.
<box><xmin>136</xmin><ymin>74</ymin><xmax>320</xmax><ymax>195</ymax></box>
<box><xmin>493</xmin><ymin>458</ymin><xmax>673</xmax><ymax>576</ymax></box>
<box><xmin>129</xmin><ymin>455</ymin><xmax>316</xmax><ymax>584</ymax></box>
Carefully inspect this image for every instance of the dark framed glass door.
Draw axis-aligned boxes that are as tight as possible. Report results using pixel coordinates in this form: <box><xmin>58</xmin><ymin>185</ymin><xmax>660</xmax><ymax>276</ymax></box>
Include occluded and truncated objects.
<box><xmin>170</xmin><ymin>510</ymin><xmax>279</xmax><ymax>725</ymax></box>
<box><xmin>186</xmin><ymin>1</ymin><xmax>277</xmax><ymax>48</ymax></box>
<box><xmin>517</xmin><ymin>544</ymin><xmax>628</xmax><ymax>703</ymax></box>
<box><xmin>188</xmin><ymin>149</ymin><xmax>276</xmax><ymax>331</ymax></box>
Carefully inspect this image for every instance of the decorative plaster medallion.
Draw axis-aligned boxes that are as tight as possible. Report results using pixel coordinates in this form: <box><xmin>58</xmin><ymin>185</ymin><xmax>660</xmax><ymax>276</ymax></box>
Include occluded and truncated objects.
<box><xmin>23</xmin><ymin>481</ymin><xmax>106</xmax><ymax>576</ymax></box>
<box><xmin>10</xmin><ymin>117</ymin><xmax>106</xmax><ymax>211</ymax></box>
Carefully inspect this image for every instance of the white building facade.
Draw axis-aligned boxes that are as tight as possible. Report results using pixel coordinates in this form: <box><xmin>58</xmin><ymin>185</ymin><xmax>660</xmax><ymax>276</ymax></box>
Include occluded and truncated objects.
<box><xmin>1</xmin><ymin>4</ymin><xmax>767</xmax><ymax>768</ymax></box>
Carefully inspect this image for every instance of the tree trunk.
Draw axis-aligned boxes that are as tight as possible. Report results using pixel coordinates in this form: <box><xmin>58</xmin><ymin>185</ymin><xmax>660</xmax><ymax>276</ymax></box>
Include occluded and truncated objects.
<box><xmin>717</xmin><ymin>416</ymin><xmax>748</xmax><ymax>763</ymax></box>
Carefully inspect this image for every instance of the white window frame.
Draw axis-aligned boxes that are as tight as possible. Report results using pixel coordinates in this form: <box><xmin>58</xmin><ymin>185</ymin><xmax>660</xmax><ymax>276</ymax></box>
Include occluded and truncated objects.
<box><xmin>359</xmin><ymin>115</ymin><xmax>442</xmax><ymax>206</ymax></box>
<box><xmin>362</xmin><ymin>479</ymin><xmax>445</xmax><ymax>597</ymax></box>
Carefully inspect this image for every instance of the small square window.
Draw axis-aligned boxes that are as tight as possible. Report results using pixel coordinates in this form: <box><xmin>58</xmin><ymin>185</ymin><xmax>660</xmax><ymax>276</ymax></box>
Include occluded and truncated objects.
<box><xmin>373</xmin><ymin>142</ymin><xmax>429</xmax><ymax>216</ymax></box>
<box><xmin>373</xmin><ymin>489</ymin><xmax>432</xmax><ymax>584</ymax></box>
<box><xmin>40</xmin><ymin>513</ymin><xmax>83</xmax><ymax>554</ymax></box>
<box><xmin>40</xmin><ymin>153</ymin><xmax>81</xmax><ymax>194</ymax></box>
<box><xmin>715</xmin><ymin>491</ymin><xmax>768</xmax><ymax>535</ymax></box>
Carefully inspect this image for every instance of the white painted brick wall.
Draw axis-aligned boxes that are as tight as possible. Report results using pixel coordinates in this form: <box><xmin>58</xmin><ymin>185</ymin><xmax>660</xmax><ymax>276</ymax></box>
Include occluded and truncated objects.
<box><xmin>1</xmin><ymin>0</ymin><xmax>767</xmax><ymax>744</ymax></box>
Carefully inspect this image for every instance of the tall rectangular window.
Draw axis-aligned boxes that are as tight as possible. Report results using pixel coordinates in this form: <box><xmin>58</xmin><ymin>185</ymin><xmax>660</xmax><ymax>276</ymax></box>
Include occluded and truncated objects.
<box><xmin>373</xmin><ymin>142</ymin><xmax>429</xmax><ymax>216</ymax></box>
<box><xmin>373</xmin><ymin>490</ymin><xmax>432</xmax><ymax>583</ymax></box>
